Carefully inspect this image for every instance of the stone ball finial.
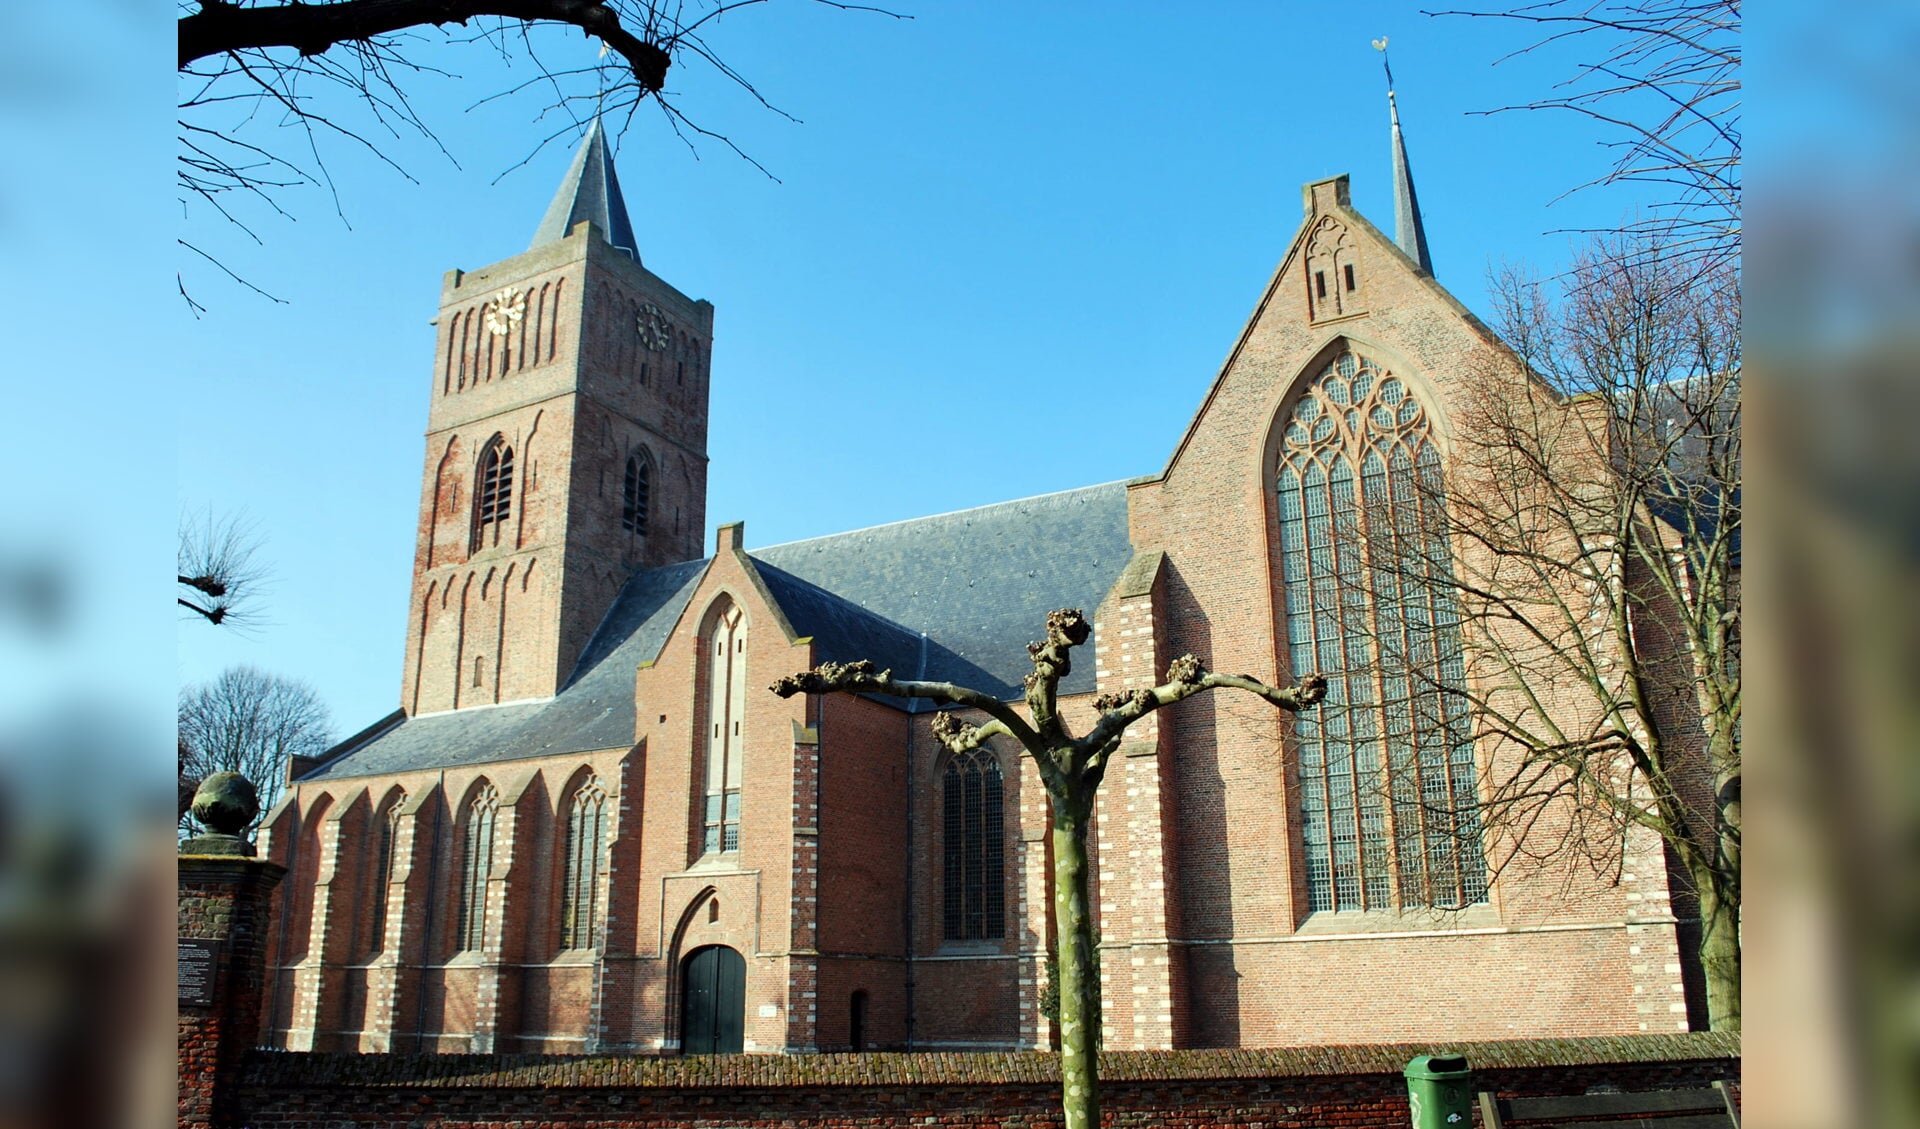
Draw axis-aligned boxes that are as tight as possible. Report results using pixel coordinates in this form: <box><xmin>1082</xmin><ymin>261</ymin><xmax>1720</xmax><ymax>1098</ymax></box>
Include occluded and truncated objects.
<box><xmin>191</xmin><ymin>772</ymin><xmax>260</xmax><ymax>837</ymax></box>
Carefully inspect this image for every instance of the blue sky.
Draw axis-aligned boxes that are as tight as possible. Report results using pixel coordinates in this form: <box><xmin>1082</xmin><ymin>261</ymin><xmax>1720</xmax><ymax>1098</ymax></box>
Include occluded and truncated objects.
<box><xmin>162</xmin><ymin>3</ymin><xmax>1673</xmax><ymax>736</ymax></box>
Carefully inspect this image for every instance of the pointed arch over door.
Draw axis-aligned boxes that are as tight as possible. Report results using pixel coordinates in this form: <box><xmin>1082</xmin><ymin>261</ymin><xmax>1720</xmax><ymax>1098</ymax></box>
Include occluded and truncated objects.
<box><xmin>1274</xmin><ymin>347</ymin><xmax>1487</xmax><ymax>913</ymax></box>
<box><xmin>680</xmin><ymin>944</ymin><xmax>745</xmax><ymax>1054</ymax></box>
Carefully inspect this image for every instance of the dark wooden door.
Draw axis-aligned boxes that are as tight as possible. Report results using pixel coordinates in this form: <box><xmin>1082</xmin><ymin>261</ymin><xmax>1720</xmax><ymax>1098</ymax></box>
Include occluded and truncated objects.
<box><xmin>681</xmin><ymin>945</ymin><xmax>745</xmax><ymax>1054</ymax></box>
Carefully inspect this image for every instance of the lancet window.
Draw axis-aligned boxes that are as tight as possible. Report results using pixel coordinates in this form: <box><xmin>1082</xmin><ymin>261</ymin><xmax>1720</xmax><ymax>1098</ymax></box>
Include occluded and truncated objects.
<box><xmin>456</xmin><ymin>784</ymin><xmax>498</xmax><ymax>951</ymax></box>
<box><xmin>941</xmin><ymin>747</ymin><xmax>1004</xmax><ymax>941</ymax></box>
<box><xmin>561</xmin><ymin>779</ymin><xmax>607</xmax><ymax>950</ymax></box>
<box><xmin>701</xmin><ymin>603</ymin><xmax>747</xmax><ymax>856</ymax></box>
<box><xmin>623</xmin><ymin>453</ymin><xmax>651</xmax><ymax>535</ymax></box>
<box><xmin>472</xmin><ymin>436</ymin><xmax>515</xmax><ymax>551</ymax></box>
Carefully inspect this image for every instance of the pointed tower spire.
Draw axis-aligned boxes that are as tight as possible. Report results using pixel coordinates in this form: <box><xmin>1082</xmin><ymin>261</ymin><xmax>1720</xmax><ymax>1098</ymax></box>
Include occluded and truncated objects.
<box><xmin>1374</xmin><ymin>38</ymin><xmax>1434</xmax><ymax>276</ymax></box>
<box><xmin>530</xmin><ymin>117</ymin><xmax>640</xmax><ymax>262</ymax></box>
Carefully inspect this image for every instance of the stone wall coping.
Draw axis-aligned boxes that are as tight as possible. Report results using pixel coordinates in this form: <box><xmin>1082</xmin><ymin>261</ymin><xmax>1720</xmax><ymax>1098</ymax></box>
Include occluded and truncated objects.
<box><xmin>178</xmin><ymin>856</ymin><xmax>289</xmax><ymax>885</ymax></box>
<box><xmin>243</xmin><ymin>1032</ymin><xmax>1736</xmax><ymax>1090</ymax></box>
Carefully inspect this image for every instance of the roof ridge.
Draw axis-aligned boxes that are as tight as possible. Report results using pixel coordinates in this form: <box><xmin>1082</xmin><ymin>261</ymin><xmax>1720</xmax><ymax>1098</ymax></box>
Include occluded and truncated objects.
<box><xmin>751</xmin><ymin>479</ymin><xmax>1134</xmax><ymax>553</ymax></box>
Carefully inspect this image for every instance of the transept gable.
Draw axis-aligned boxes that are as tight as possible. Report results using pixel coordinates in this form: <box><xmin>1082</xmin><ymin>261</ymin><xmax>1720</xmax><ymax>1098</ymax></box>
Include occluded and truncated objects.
<box><xmin>1147</xmin><ymin>175</ymin><xmax>1511</xmax><ymax>495</ymax></box>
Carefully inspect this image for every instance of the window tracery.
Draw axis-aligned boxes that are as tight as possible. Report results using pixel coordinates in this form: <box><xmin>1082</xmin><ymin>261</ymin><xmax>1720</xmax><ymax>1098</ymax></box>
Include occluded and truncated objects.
<box><xmin>941</xmin><ymin>747</ymin><xmax>1004</xmax><ymax>941</ymax></box>
<box><xmin>1276</xmin><ymin>350</ymin><xmax>1486</xmax><ymax>912</ymax></box>
<box><xmin>457</xmin><ymin>784</ymin><xmax>499</xmax><ymax>951</ymax></box>
<box><xmin>561</xmin><ymin>779</ymin><xmax>606</xmax><ymax>950</ymax></box>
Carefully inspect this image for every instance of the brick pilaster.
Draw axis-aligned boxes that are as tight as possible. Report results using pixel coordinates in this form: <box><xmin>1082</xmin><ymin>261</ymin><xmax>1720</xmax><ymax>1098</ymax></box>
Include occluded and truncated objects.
<box><xmin>285</xmin><ymin>808</ymin><xmax>352</xmax><ymax>1050</ymax></box>
<box><xmin>788</xmin><ymin>720</ymin><xmax>822</xmax><ymax>1051</ymax></box>
<box><xmin>1621</xmin><ymin>820</ymin><xmax>1693</xmax><ymax>1032</ymax></box>
<box><xmin>470</xmin><ymin>794</ymin><xmax>528</xmax><ymax>1052</ymax></box>
<box><xmin>1091</xmin><ymin>550</ymin><xmax>1184</xmax><ymax>1050</ymax></box>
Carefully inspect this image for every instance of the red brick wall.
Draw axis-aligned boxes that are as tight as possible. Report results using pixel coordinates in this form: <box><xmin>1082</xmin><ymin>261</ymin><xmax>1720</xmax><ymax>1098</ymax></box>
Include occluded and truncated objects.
<box><xmin>232</xmin><ymin>1034</ymin><xmax>1737</xmax><ymax>1129</ymax></box>
<box><xmin>180</xmin><ymin>857</ymin><xmax>287</xmax><ymax>1129</ymax></box>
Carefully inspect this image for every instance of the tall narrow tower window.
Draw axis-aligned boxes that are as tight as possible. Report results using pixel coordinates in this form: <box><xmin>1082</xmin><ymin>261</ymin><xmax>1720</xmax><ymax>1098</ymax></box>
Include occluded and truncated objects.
<box><xmin>1276</xmin><ymin>350</ymin><xmax>1486</xmax><ymax>913</ymax></box>
<box><xmin>471</xmin><ymin>436</ymin><xmax>515</xmax><ymax>552</ymax></box>
<box><xmin>457</xmin><ymin>784</ymin><xmax>499</xmax><ymax>952</ymax></box>
<box><xmin>941</xmin><ymin>747</ymin><xmax>1004</xmax><ymax>941</ymax></box>
<box><xmin>700</xmin><ymin>603</ymin><xmax>747</xmax><ymax>856</ymax></box>
<box><xmin>623</xmin><ymin>454</ymin><xmax>651</xmax><ymax>535</ymax></box>
<box><xmin>561</xmin><ymin>779</ymin><xmax>607</xmax><ymax>950</ymax></box>
<box><xmin>366</xmin><ymin>792</ymin><xmax>404</xmax><ymax>956</ymax></box>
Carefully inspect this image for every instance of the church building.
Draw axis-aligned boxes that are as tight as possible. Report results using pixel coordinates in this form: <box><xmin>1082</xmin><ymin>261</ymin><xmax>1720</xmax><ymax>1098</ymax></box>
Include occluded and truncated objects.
<box><xmin>256</xmin><ymin>102</ymin><xmax>1703</xmax><ymax>1055</ymax></box>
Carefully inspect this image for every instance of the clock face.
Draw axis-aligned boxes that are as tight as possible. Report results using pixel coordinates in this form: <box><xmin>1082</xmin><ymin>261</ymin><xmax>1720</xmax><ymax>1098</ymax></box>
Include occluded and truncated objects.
<box><xmin>636</xmin><ymin>302</ymin><xmax>674</xmax><ymax>351</ymax></box>
<box><xmin>484</xmin><ymin>287</ymin><xmax>526</xmax><ymax>337</ymax></box>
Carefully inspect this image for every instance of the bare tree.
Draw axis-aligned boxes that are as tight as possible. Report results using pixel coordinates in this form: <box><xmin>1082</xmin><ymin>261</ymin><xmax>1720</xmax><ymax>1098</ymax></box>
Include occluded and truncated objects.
<box><xmin>771</xmin><ymin>610</ymin><xmax>1325</xmax><ymax>1129</ymax></box>
<box><xmin>1428</xmin><ymin>0</ymin><xmax>1741</xmax><ymax>273</ymax></box>
<box><xmin>176</xmin><ymin>0</ymin><xmax>905</xmax><ymax>306</ymax></box>
<box><xmin>178</xmin><ymin>509</ymin><xmax>267</xmax><ymax>628</ymax></box>
<box><xmin>1371</xmin><ymin>233</ymin><xmax>1739</xmax><ymax>1028</ymax></box>
<box><xmin>179</xmin><ymin>665</ymin><xmax>335</xmax><ymax>830</ymax></box>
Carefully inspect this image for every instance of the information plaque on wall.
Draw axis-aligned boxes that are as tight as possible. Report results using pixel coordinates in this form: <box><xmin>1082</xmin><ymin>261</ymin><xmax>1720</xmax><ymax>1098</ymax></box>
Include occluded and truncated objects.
<box><xmin>178</xmin><ymin>939</ymin><xmax>221</xmax><ymax>1008</ymax></box>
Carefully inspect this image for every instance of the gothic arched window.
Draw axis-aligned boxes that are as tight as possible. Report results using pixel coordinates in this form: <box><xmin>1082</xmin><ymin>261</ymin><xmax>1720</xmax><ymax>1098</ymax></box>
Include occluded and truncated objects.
<box><xmin>561</xmin><ymin>778</ymin><xmax>607</xmax><ymax>950</ymax></box>
<box><xmin>365</xmin><ymin>792</ymin><xmax>405</xmax><ymax>956</ymax></box>
<box><xmin>1276</xmin><ymin>350</ymin><xmax>1487</xmax><ymax>913</ymax></box>
<box><xmin>700</xmin><ymin>602</ymin><xmax>746</xmax><ymax>856</ymax></box>
<box><xmin>941</xmin><ymin>747</ymin><xmax>1004</xmax><ymax>941</ymax></box>
<box><xmin>456</xmin><ymin>784</ymin><xmax>498</xmax><ymax>951</ymax></box>
<box><xmin>471</xmin><ymin>436</ymin><xmax>515</xmax><ymax>551</ymax></box>
<box><xmin>623</xmin><ymin>453</ymin><xmax>651</xmax><ymax>535</ymax></box>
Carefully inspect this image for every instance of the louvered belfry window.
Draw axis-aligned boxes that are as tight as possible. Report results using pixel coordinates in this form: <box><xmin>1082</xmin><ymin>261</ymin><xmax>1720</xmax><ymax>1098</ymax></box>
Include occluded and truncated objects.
<box><xmin>561</xmin><ymin>780</ymin><xmax>606</xmax><ymax>950</ymax></box>
<box><xmin>622</xmin><ymin>454</ymin><xmax>650</xmax><ymax>535</ymax></box>
<box><xmin>456</xmin><ymin>784</ymin><xmax>498</xmax><ymax>951</ymax></box>
<box><xmin>1276</xmin><ymin>350</ymin><xmax>1487</xmax><ymax>913</ymax></box>
<box><xmin>942</xmin><ymin>747</ymin><xmax>1004</xmax><ymax>941</ymax></box>
<box><xmin>472</xmin><ymin>436</ymin><xmax>515</xmax><ymax>550</ymax></box>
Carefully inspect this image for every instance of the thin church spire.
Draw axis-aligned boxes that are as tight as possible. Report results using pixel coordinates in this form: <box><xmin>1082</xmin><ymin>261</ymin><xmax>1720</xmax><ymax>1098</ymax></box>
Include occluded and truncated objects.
<box><xmin>529</xmin><ymin>116</ymin><xmax>641</xmax><ymax>262</ymax></box>
<box><xmin>1373</xmin><ymin>37</ymin><xmax>1434</xmax><ymax>277</ymax></box>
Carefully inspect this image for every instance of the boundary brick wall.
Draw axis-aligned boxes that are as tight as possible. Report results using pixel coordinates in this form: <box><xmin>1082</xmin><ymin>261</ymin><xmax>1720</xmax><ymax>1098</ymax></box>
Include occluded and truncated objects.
<box><xmin>234</xmin><ymin>1033</ymin><xmax>1736</xmax><ymax>1129</ymax></box>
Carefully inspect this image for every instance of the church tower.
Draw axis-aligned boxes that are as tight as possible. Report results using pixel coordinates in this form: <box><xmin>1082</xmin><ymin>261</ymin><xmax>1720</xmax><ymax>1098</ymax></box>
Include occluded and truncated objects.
<box><xmin>401</xmin><ymin>120</ymin><xmax>713</xmax><ymax>714</ymax></box>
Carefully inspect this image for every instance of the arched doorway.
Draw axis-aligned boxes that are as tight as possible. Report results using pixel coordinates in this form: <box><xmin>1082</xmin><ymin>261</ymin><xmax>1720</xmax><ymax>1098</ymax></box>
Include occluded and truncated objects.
<box><xmin>680</xmin><ymin>944</ymin><xmax>745</xmax><ymax>1054</ymax></box>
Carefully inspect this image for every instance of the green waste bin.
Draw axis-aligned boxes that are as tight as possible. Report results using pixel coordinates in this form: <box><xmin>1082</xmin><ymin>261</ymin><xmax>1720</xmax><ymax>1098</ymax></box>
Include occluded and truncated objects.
<box><xmin>1403</xmin><ymin>1053</ymin><xmax>1473</xmax><ymax>1129</ymax></box>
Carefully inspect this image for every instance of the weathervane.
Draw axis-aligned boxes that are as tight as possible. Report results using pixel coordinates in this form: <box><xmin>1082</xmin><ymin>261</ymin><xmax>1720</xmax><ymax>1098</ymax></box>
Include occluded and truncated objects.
<box><xmin>1372</xmin><ymin>35</ymin><xmax>1396</xmax><ymax>99</ymax></box>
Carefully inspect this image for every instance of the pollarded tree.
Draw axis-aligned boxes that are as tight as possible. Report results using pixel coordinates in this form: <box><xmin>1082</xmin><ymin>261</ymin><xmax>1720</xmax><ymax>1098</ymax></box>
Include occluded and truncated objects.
<box><xmin>771</xmin><ymin>610</ymin><xmax>1324</xmax><ymax>1129</ymax></box>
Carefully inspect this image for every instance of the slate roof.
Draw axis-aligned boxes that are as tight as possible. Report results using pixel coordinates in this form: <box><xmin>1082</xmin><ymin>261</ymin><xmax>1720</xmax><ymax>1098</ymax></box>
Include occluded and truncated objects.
<box><xmin>302</xmin><ymin>482</ymin><xmax>1136</xmax><ymax>781</ymax></box>
<box><xmin>529</xmin><ymin>117</ymin><xmax>640</xmax><ymax>261</ymax></box>
<box><xmin>752</xmin><ymin>482</ymin><xmax>1134</xmax><ymax>700</ymax></box>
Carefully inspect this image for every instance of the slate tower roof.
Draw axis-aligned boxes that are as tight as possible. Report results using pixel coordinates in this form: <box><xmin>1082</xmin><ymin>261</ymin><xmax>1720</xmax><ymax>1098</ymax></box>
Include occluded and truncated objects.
<box><xmin>1377</xmin><ymin>43</ymin><xmax>1434</xmax><ymax>277</ymax></box>
<box><xmin>530</xmin><ymin>116</ymin><xmax>641</xmax><ymax>261</ymax></box>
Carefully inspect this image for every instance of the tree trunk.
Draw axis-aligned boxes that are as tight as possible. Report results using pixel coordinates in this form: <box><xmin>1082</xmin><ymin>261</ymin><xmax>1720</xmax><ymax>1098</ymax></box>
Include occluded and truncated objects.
<box><xmin>1698</xmin><ymin>878</ymin><xmax>1740</xmax><ymax>1031</ymax></box>
<box><xmin>1051</xmin><ymin>791</ymin><xmax>1099</xmax><ymax>1129</ymax></box>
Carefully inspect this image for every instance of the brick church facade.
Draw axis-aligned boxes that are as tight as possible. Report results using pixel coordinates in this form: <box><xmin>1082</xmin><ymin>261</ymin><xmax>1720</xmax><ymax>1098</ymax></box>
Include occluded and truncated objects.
<box><xmin>257</xmin><ymin>110</ymin><xmax>1703</xmax><ymax>1055</ymax></box>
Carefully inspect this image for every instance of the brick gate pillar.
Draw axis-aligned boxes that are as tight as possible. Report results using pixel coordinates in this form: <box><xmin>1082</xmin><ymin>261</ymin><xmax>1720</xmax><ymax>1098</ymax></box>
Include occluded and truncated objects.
<box><xmin>179</xmin><ymin>853</ymin><xmax>287</xmax><ymax>1128</ymax></box>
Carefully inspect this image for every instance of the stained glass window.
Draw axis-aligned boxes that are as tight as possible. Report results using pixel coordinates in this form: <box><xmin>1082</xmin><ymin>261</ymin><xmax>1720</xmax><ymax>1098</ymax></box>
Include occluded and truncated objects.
<box><xmin>942</xmin><ymin>747</ymin><xmax>1004</xmax><ymax>940</ymax></box>
<box><xmin>1276</xmin><ymin>350</ymin><xmax>1487</xmax><ymax>912</ymax></box>
<box><xmin>457</xmin><ymin>784</ymin><xmax>498</xmax><ymax>951</ymax></box>
<box><xmin>561</xmin><ymin>780</ymin><xmax>606</xmax><ymax>950</ymax></box>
